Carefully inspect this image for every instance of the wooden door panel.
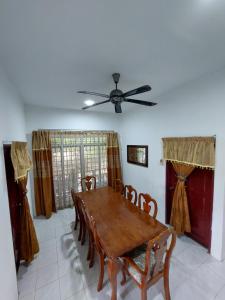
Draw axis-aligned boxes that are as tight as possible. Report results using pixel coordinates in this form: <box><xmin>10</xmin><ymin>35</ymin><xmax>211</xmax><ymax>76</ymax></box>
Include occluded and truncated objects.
<box><xmin>166</xmin><ymin>162</ymin><xmax>214</xmax><ymax>250</ymax></box>
<box><xmin>4</xmin><ymin>145</ymin><xmax>22</xmax><ymax>270</ymax></box>
<box><xmin>186</xmin><ymin>168</ymin><xmax>214</xmax><ymax>249</ymax></box>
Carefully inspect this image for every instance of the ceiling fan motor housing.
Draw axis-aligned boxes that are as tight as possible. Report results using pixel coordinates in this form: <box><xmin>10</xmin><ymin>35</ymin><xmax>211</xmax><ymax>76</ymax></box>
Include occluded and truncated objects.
<box><xmin>110</xmin><ymin>89</ymin><xmax>123</xmax><ymax>104</ymax></box>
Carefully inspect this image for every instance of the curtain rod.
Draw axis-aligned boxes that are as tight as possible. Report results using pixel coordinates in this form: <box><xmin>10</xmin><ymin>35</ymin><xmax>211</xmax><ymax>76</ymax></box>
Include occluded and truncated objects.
<box><xmin>37</xmin><ymin>129</ymin><xmax>115</xmax><ymax>133</ymax></box>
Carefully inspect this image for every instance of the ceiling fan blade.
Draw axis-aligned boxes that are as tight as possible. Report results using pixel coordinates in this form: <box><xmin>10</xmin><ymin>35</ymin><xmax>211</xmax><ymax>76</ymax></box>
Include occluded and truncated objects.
<box><xmin>78</xmin><ymin>91</ymin><xmax>109</xmax><ymax>98</ymax></box>
<box><xmin>82</xmin><ymin>99</ymin><xmax>110</xmax><ymax>110</ymax></box>
<box><xmin>124</xmin><ymin>98</ymin><xmax>157</xmax><ymax>106</ymax></box>
<box><xmin>122</xmin><ymin>85</ymin><xmax>151</xmax><ymax>98</ymax></box>
<box><xmin>115</xmin><ymin>102</ymin><xmax>122</xmax><ymax>113</ymax></box>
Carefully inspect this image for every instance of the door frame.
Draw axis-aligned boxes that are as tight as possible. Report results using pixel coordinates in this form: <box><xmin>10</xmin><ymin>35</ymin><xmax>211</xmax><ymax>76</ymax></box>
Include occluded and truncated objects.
<box><xmin>165</xmin><ymin>161</ymin><xmax>214</xmax><ymax>252</ymax></box>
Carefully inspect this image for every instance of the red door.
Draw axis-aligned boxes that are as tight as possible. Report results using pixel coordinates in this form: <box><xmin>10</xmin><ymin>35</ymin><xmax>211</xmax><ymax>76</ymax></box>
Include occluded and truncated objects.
<box><xmin>4</xmin><ymin>144</ymin><xmax>22</xmax><ymax>270</ymax></box>
<box><xmin>166</xmin><ymin>161</ymin><xmax>214</xmax><ymax>250</ymax></box>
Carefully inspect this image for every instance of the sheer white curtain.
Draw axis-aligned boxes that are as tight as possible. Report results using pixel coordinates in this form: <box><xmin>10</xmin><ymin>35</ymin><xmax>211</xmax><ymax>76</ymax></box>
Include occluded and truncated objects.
<box><xmin>51</xmin><ymin>131</ymin><xmax>108</xmax><ymax>209</ymax></box>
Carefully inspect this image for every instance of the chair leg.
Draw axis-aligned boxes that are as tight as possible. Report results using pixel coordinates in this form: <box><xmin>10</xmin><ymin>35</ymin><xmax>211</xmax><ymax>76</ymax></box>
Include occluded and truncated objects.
<box><xmin>141</xmin><ymin>288</ymin><xmax>147</xmax><ymax>300</ymax></box>
<box><xmin>78</xmin><ymin>215</ymin><xmax>83</xmax><ymax>241</ymax></box>
<box><xmin>120</xmin><ymin>269</ymin><xmax>127</xmax><ymax>286</ymax></box>
<box><xmin>74</xmin><ymin>207</ymin><xmax>79</xmax><ymax>230</ymax></box>
<box><xmin>97</xmin><ymin>254</ymin><xmax>105</xmax><ymax>292</ymax></box>
<box><xmin>81</xmin><ymin>220</ymin><xmax>86</xmax><ymax>245</ymax></box>
<box><xmin>89</xmin><ymin>242</ymin><xmax>95</xmax><ymax>268</ymax></box>
<box><xmin>164</xmin><ymin>273</ymin><xmax>171</xmax><ymax>300</ymax></box>
<box><xmin>87</xmin><ymin>230</ymin><xmax>93</xmax><ymax>261</ymax></box>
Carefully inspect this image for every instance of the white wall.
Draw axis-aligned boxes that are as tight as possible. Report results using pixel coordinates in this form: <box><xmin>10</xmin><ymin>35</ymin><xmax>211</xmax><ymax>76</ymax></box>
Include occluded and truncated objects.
<box><xmin>0</xmin><ymin>67</ymin><xmax>27</xmax><ymax>300</ymax></box>
<box><xmin>25</xmin><ymin>104</ymin><xmax>121</xmax><ymax>133</ymax></box>
<box><xmin>120</xmin><ymin>68</ymin><xmax>225</xmax><ymax>261</ymax></box>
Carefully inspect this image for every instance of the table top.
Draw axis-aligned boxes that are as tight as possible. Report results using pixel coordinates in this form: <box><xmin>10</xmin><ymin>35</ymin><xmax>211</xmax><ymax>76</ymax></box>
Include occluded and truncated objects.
<box><xmin>76</xmin><ymin>186</ymin><xmax>167</xmax><ymax>259</ymax></box>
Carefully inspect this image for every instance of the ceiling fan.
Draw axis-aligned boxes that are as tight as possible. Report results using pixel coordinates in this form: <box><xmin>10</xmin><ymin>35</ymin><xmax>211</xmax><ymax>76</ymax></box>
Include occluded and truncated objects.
<box><xmin>78</xmin><ymin>73</ymin><xmax>157</xmax><ymax>113</ymax></box>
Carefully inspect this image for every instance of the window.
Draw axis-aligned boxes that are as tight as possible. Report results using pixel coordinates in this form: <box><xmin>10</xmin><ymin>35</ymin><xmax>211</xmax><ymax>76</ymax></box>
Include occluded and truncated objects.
<box><xmin>51</xmin><ymin>132</ymin><xmax>108</xmax><ymax>209</ymax></box>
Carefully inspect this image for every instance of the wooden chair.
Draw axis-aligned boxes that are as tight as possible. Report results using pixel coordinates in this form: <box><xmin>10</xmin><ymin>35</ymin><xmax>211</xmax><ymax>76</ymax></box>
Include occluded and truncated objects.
<box><xmin>78</xmin><ymin>176</ymin><xmax>96</xmax><ymax>245</ymax></box>
<box><xmin>71</xmin><ymin>190</ymin><xmax>86</xmax><ymax>244</ymax></box>
<box><xmin>71</xmin><ymin>189</ymin><xmax>80</xmax><ymax>231</ymax></box>
<box><xmin>89</xmin><ymin>217</ymin><xmax>106</xmax><ymax>292</ymax></box>
<box><xmin>112</xmin><ymin>178</ymin><xmax>124</xmax><ymax>194</ymax></box>
<box><xmin>124</xmin><ymin>185</ymin><xmax>138</xmax><ymax>206</ymax></box>
<box><xmin>121</xmin><ymin>228</ymin><xmax>176</xmax><ymax>300</ymax></box>
<box><xmin>81</xmin><ymin>205</ymin><xmax>95</xmax><ymax>268</ymax></box>
<box><xmin>81</xmin><ymin>176</ymin><xmax>96</xmax><ymax>191</ymax></box>
<box><xmin>138</xmin><ymin>193</ymin><xmax>158</xmax><ymax>219</ymax></box>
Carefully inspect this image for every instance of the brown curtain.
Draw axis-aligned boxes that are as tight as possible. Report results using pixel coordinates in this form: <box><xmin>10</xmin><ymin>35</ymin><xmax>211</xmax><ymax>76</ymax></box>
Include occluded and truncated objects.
<box><xmin>107</xmin><ymin>132</ymin><xmax>122</xmax><ymax>186</ymax></box>
<box><xmin>11</xmin><ymin>141</ymin><xmax>39</xmax><ymax>262</ymax></box>
<box><xmin>18</xmin><ymin>176</ymin><xmax>39</xmax><ymax>262</ymax></box>
<box><xmin>32</xmin><ymin>131</ymin><xmax>56</xmax><ymax>218</ymax></box>
<box><xmin>170</xmin><ymin>162</ymin><xmax>195</xmax><ymax>235</ymax></box>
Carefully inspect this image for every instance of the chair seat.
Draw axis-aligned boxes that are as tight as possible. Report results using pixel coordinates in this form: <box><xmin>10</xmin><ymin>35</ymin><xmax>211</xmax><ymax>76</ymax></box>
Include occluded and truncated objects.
<box><xmin>122</xmin><ymin>229</ymin><xmax>176</xmax><ymax>300</ymax></box>
<box><xmin>126</xmin><ymin>244</ymin><xmax>158</xmax><ymax>284</ymax></box>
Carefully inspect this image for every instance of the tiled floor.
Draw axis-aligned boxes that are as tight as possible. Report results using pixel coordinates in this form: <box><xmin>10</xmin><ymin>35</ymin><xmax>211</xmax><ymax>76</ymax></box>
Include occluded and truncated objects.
<box><xmin>18</xmin><ymin>209</ymin><xmax>225</xmax><ymax>300</ymax></box>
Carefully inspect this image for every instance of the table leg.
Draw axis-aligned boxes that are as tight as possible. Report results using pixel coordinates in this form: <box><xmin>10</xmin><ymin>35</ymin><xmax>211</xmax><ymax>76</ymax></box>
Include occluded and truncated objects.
<box><xmin>108</xmin><ymin>258</ymin><xmax>119</xmax><ymax>300</ymax></box>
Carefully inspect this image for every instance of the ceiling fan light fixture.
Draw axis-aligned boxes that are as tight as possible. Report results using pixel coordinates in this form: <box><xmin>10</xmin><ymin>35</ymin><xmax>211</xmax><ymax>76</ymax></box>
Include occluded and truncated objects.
<box><xmin>84</xmin><ymin>99</ymin><xmax>95</xmax><ymax>106</ymax></box>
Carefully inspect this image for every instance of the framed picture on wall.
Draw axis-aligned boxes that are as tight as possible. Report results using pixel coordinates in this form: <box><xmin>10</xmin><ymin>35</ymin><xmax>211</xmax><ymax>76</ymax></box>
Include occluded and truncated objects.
<box><xmin>127</xmin><ymin>145</ymin><xmax>148</xmax><ymax>167</ymax></box>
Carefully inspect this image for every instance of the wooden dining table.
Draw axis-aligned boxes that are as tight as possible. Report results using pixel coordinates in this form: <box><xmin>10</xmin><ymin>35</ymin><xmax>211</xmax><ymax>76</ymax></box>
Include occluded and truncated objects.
<box><xmin>75</xmin><ymin>186</ymin><xmax>168</xmax><ymax>300</ymax></box>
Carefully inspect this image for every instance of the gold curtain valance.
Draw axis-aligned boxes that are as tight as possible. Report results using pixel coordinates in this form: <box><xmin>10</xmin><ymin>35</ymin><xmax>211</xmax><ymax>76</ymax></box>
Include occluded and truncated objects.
<box><xmin>11</xmin><ymin>142</ymin><xmax>32</xmax><ymax>181</ymax></box>
<box><xmin>162</xmin><ymin>136</ymin><xmax>215</xmax><ymax>169</ymax></box>
<box><xmin>32</xmin><ymin>131</ymin><xmax>51</xmax><ymax>150</ymax></box>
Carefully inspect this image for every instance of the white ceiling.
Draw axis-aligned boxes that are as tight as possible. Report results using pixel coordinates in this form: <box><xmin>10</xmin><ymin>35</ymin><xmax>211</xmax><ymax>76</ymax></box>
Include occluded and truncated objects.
<box><xmin>0</xmin><ymin>0</ymin><xmax>225</xmax><ymax>113</ymax></box>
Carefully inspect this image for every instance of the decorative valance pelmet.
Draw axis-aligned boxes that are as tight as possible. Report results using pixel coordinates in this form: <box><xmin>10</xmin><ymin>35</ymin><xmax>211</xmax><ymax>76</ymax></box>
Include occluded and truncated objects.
<box><xmin>32</xmin><ymin>131</ymin><xmax>51</xmax><ymax>150</ymax></box>
<box><xmin>11</xmin><ymin>142</ymin><xmax>32</xmax><ymax>181</ymax></box>
<box><xmin>162</xmin><ymin>136</ymin><xmax>215</xmax><ymax>169</ymax></box>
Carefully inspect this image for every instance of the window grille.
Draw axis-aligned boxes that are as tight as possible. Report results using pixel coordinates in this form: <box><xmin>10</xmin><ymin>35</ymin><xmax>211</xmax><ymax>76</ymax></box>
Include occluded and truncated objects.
<box><xmin>51</xmin><ymin>132</ymin><xmax>108</xmax><ymax>209</ymax></box>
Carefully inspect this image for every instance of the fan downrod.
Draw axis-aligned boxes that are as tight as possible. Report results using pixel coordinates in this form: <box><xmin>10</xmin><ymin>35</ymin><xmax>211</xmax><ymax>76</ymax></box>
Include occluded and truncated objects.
<box><xmin>112</xmin><ymin>73</ymin><xmax>120</xmax><ymax>85</ymax></box>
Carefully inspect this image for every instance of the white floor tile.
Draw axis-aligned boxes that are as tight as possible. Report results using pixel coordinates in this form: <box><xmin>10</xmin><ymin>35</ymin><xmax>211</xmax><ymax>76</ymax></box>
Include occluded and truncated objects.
<box><xmin>172</xmin><ymin>236</ymin><xmax>193</xmax><ymax>257</ymax></box>
<box><xmin>66</xmin><ymin>289</ymin><xmax>87</xmax><ymax>300</ymax></box>
<box><xmin>36</xmin><ymin>263</ymin><xmax>58</xmax><ymax>289</ymax></box>
<box><xmin>18</xmin><ymin>262</ymin><xmax>37</xmax><ymax>281</ymax></box>
<box><xmin>204</xmin><ymin>256</ymin><xmax>225</xmax><ymax>280</ymax></box>
<box><xmin>59</xmin><ymin>271</ymin><xmax>84</xmax><ymax>300</ymax></box>
<box><xmin>35</xmin><ymin>246</ymin><xmax>57</xmax><ymax>269</ymax></box>
<box><xmin>35</xmin><ymin>280</ymin><xmax>60</xmax><ymax>300</ymax></box>
<box><xmin>18</xmin><ymin>208</ymin><xmax>225</xmax><ymax>300</ymax></box>
<box><xmin>39</xmin><ymin>238</ymin><xmax>57</xmax><ymax>251</ymax></box>
<box><xmin>57</xmin><ymin>236</ymin><xmax>78</xmax><ymax>263</ymax></box>
<box><xmin>171</xmin><ymin>279</ymin><xmax>213</xmax><ymax>300</ymax></box>
<box><xmin>169</xmin><ymin>257</ymin><xmax>189</xmax><ymax>290</ymax></box>
<box><xmin>18</xmin><ymin>272</ymin><xmax>37</xmax><ymax>298</ymax></box>
<box><xmin>215</xmin><ymin>284</ymin><xmax>225</xmax><ymax>299</ymax></box>
<box><xmin>176</xmin><ymin>243</ymin><xmax>210</xmax><ymax>270</ymax></box>
<box><xmin>55</xmin><ymin>224</ymin><xmax>72</xmax><ymax>237</ymax></box>
<box><xmin>190</xmin><ymin>263</ymin><xmax>225</xmax><ymax>298</ymax></box>
<box><xmin>58</xmin><ymin>258</ymin><xmax>78</xmax><ymax>278</ymax></box>
<box><xmin>19</xmin><ymin>292</ymin><xmax>35</xmax><ymax>300</ymax></box>
<box><xmin>85</xmin><ymin>282</ymin><xmax>115</xmax><ymax>300</ymax></box>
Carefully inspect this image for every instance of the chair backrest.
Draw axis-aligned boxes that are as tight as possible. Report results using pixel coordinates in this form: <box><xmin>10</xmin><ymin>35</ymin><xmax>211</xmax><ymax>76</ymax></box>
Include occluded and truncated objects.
<box><xmin>123</xmin><ymin>185</ymin><xmax>137</xmax><ymax>206</ymax></box>
<box><xmin>71</xmin><ymin>188</ymin><xmax>76</xmax><ymax>204</ymax></box>
<box><xmin>138</xmin><ymin>193</ymin><xmax>158</xmax><ymax>219</ymax></box>
<box><xmin>81</xmin><ymin>176</ymin><xmax>96</xmax><ymax>191</ymax></box>
<box><xmin>71</xmin><ymin>188</ymin><xmax>82</xmax><ymax>211</ymax></box>
<box><xmin>145</xmin><ymin>228</ymin><xmax>176</xmax><ymax>280</ymax></box>
<box><xmin>112</xmin><ymin>179</ymin><xmax>124</xmax><ymax>194</ymax></box>
<box><xmin>89</xmin><ymin>217</ymin><xmax>104</xmax><ymax>256</ymax></box>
